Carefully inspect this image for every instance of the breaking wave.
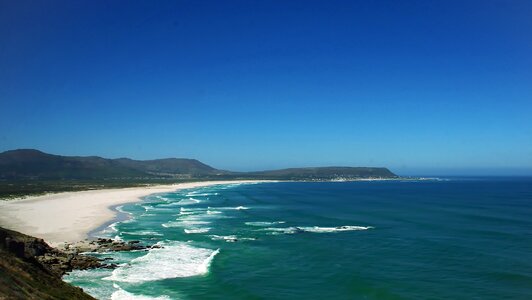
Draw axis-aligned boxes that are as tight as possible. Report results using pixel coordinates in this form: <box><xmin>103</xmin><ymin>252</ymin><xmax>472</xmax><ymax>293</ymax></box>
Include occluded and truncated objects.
<box><xmin>104</xmin><ymin>241</ymin><xmax>219</xmax><ymax>283</ymax></box>
<box><xmin>261</xmin><ymin>225</ymin><xmax>373</xmax><ymax>235</ymax></box>
<box><xmin>245</xmin><ymin>221</ymin><xmax>285</xmax><ymax>227</ymax></box>
<box><xmin>111</xmin><ymin>284</ymin><xmax>172</xmax><ymax>300</ymax></box>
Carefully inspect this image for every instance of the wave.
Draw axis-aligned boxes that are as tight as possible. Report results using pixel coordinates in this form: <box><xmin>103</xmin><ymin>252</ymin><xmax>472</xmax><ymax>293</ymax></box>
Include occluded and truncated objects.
<box><xmin>177</xmin><ymin>208</ymin><xmax>228</xmax><ymax>221</ymax></box>
<box><xmin>104</xmin><ymin>241</ymin><xmax>219</xmax><ymax>283</ymax></box>
<box><xmin>213</xmin><ymin>206</ymin><xmax>250</xmax><ymax>210</ymax></box>
<box><xmin>186</xmin><ymin>192</ymin><xmax>214</xmax><ymax>197</ymax></box>
<box><xmin>115</xmin><ymin>205</ymin><xmax>128</xmax><ymax>214</ymax></box>
<box><xmin>99</xmin><ymin>221</ymin><xmax>120</xmax><ymax>236</ymax></box>
<box><xmin>177</xmin><ymin>198</ymin><xmax>202</xmax><ymax>205</ymax></box>
<box><xmin>184</xmin><ymin>228</ymin><xmax>210</xmax><ymax>234</ymax></box>
<box><xmin>178</xmin><ymin>211</ymin><xmax>195</xmax><ymax>215</ymax></box>
<box><xmin>261</xmin><ymin>225</ymin><xmax>373</xmax><ymax>235</ymax></box>
<box><xmin>162</xmin><ymin>220</ymin><xmax>211</xmax><ymax>228</ymax></box>
<box><xmin>209</xmin><ymin>235</ymin><xmax>257</xmax><ymax>242</ymax></box>
<box><xmin>63</xmin><ymin>269</ymin><xmax>116</xmax><ymax>299</ymax></box>
<box><xmin>121</xmin><ymin>230</ymin><xmax>164</xmax><ymax>236</ymax></box>
<box><xmin>153</xmin><ymin>195</ymin><xmax>171</xmax><ymax>201</ymax></box>
<box><xmin>209</xmin><ymin>235</ymin><xmax>238</xmax><ymax>242</ymax></box>
<box><xmin>245</xmin><ymin>221</ymin><xmax>285</xmax><ymax>227</ymax></box>
<box><xmin>142</xmin><ymin>205</ymin><xmax>172</xmax><ymax>212</ymax></box>
<box><xmin>178</xmin><ymin>207</ymin><xmax>203</xmax><ymax>215</ymax></box>
<box><xmin>111</xmin><ymin>284</ymin><xmax>171</xmax><ymax>300</ymax></box>
<box><xmin>300</xmin><ymin>225</ymin><xmax>373</xmax><ymax>233</ymax></box>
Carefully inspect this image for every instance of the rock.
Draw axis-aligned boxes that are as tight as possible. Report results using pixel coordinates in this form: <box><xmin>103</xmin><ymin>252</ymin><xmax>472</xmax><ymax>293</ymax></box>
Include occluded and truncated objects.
<box><xmin>70</xmin><ymin>255</ymin><xmax>101</xmax><ymax>270</ymax></box>
<box><xmin>0</xmin><ymin>227</ymin><xmax>96</xmax><ymax>299</ymax></box>
<box><xmin>2</xmin><ymin>227</ymin><xmax>157</xmax><ymax>279</ymax></box>
<box><xmin>1</xmin><ymin>227</ymin><xmax>102</xmax><ymax>277</ymax></box>
<box><xmin>102</xmin><ymin>263</ymin><xmax>118</xmax><ymax>269</ymax></box>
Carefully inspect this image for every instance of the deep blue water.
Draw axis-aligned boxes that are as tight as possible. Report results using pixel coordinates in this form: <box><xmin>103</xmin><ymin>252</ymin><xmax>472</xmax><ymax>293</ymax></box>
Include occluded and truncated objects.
<box><xmin>65</xmin><ymin>178</ymin><xmax>532</xmax><ymax>299</ymax></box>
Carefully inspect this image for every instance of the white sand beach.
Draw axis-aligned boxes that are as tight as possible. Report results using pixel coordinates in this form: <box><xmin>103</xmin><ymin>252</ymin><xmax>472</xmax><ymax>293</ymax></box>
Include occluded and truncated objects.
<box><xmin>0</xmin><ymin>180</ymin><xmax>265</xmax><ymax>246</ymax></box>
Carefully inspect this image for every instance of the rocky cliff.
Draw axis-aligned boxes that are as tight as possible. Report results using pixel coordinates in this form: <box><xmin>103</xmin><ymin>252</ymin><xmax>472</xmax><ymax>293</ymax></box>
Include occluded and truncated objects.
<box><xmin>0</xmin><ymin>227</ymin><xmax>96</xmax><ymax>299</ymax></box>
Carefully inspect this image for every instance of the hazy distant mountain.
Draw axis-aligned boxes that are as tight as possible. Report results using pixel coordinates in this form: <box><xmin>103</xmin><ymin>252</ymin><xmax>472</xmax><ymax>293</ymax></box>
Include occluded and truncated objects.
<box><xmin>247</xmin><ymin>167</ymin><xmax>397</xmax><ymax>179</ymax></box>
<box><xmin>0</xmin><ymin>149</ymin><xmax>397</xmax><ymax>180</ymax></box>
<box><xmin>0</xmin><ymin>149</ymin><xmax>220</xmax><ymax>180</ymax></box>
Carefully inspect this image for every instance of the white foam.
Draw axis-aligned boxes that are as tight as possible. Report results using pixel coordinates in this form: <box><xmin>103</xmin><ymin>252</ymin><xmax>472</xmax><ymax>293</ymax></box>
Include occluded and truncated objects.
<box><xmin>177</xmin><ymin>208</ymin><xmax>227</xmax><ymax>221</ymax></box>
<box><xmin>99</xmin><ymin>221</ymin><xmax>120</xmax><ymax>235</ymax></box>
<box><xmin>142</xmin><ymin>205</ymin><xmax>171</xmax><ymax>212</ymax></box>
<box><xmin>300</xmin><ymin>225</ymin><xmax>373</xmax><ymax>233</ymax></box>
<box><xmin>111</xmin><ymin>284</ymin><xmax>171</xmax><ymax>300</ymax></box>
<box><xmin>115</xmin><ymin>205</ymin><xmax>127</xmax><ymax>214</ymax></box>
<box><xmin>178</xmin><ymin>207</ymin><xmax>200</xmax><ymax>215</ymax></box>
<box><xmin>261</xmin><ymin>225</ymin><xmax>373</xmax><ymax>235</ymax></box>
<box><xmin>180</xmin><ymin>207</ymin><xmax>205</xmax><ymax>212</ymax></box>
<box><xmin>122</xmin><ymin>230</ymin><xmax>163</xmax><ymax>236</ymax></box>
<box><xmin>63</xmin><ymin>269</ymin><xmax>115</xmax><ymax>299</ymax></box>
<box><xmin>245</xmin><ymin>221</ymin><xmax>285</xmax><ymax>227</ymax></box>
<box><xmin>213</xmin><ymin>206</ymin><xmax>251</xmax><ymax>211</ymax></box>
<box><xmin>162</xmin><ymin>220</ymin><xmax>211</xmax><ymax>228</ymax></box>
<box><xmin>184</xmin><ymin>228</ymin><xmax>210</xmax><ymax>234</ymax></box>
<box><xmin>177</xmin><ymin>198</ymin><xmax>202</xmax><ymax>205</ymax></box>
<box><xmin>261</xmin><ymin>227</ymin><xmax>300</xmax><ymax>235</ymax></box>
<box><xmin>104</xmin><ymin>241</ymin><xmax>219</xmax><ymax>283</ymax></box>
<box><xmin>186</xmin><ymin>192</ymin><xmax>212</xmax><ymax>197</ymax></box>
<box><xmin>209</xmin><ymin>235</ymin><xmax>238</xmax><ymax>242</ymax></box>
<box><xmin>157</xmin><ymin>202</ymin><xmax>182</xmax><ymax>208</ymax></box>
<box><xmin>64</xmin><ymin>268</ymin><xmax>112</xmax><ymax>281</ymax></box>
<box><xmin>154</xmin><ymin>195</ymin><xmax>171</xmax><ymax>201</ymax></box>
<box><xmin>219</xmin><ymin>183</ymin><xmax>243</xmax><ymax>189</ymax></box>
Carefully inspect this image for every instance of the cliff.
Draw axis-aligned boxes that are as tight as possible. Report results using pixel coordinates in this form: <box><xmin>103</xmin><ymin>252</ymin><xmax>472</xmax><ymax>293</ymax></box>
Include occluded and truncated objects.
<box><xmin>0</xmin><ymin>227</ymin><xmax>95</xmax><ymax>300</ymax></box>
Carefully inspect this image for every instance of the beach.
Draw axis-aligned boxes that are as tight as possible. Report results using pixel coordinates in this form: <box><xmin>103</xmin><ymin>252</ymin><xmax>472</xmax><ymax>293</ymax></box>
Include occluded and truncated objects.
<box><xmin>0</xmin><ymin>180</ymin><xmax>263</xmax><ymax>246</ymax></box>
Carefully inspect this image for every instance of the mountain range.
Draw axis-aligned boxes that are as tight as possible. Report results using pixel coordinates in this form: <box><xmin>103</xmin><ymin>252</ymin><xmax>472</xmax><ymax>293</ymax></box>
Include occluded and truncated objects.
<box><xmin>0</xmin><ymin>149</ymin><xmax>397</xmax><ymax>180</ymax></box>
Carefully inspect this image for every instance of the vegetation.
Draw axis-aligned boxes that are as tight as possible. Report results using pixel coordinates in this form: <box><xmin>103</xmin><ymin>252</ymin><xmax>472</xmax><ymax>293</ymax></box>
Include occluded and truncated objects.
<box><xmin>0</xmin><ymin>227</ymin><xmax>95</xmax><ymax>299</ymax></box>
<box><xmin>0</xmin><ymin>179</ymin><xmax>197</xmax><ymax>199</ymax></box>
<box><xmin>0</xmin><ymin>149</ymin><xmax>397</xmax><ymax>199</ymax></box>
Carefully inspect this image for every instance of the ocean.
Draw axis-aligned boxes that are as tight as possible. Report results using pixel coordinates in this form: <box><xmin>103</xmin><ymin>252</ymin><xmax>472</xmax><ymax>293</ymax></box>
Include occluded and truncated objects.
<box><xmin>64</xmin><ymin>178</ymin><xmax>532</xmax><ymax>299</ymax></box>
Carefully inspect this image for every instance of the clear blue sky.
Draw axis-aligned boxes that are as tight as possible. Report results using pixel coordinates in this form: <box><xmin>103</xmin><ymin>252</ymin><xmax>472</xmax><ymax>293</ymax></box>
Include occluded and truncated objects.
<box><xmin>1</xmin><ymin>1</ymin><xmax>531</xmax><ymax>175</ymax></box>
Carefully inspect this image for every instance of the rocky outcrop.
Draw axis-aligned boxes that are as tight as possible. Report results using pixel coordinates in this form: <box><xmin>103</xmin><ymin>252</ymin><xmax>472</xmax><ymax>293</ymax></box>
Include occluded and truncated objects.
<box><xmin>0</xmin><ymin>227</ymin><xmax>161</xmax><ymax>299</ymax></box>
<box><xmin>0</xmin><ymin>226</ymin><xmax>95</xmax><ymax>299</ymax></box>
<box><xmin>59</xmin><ymin>238</ymin><xmax>149</xmax><ymax>254</ymax></box>
<box><xmin>0</xmin><ymin>227</ymin><xmax>103</xmax><ymax>277</ymax></box>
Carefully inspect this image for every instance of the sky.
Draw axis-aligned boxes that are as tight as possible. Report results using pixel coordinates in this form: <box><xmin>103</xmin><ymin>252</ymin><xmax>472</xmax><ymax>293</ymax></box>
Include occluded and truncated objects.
<box><xmin>1</xmin><ymin>0</ymin><xmax>531</xmax><ymax>175</ymax></box>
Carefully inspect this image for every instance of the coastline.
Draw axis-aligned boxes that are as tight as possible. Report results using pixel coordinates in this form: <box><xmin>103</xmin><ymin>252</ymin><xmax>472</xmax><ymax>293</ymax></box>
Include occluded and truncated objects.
<box><xmin>0</xmin><ymin>180</ymin><xmax>269</xmax><ymax>246</ymax></box>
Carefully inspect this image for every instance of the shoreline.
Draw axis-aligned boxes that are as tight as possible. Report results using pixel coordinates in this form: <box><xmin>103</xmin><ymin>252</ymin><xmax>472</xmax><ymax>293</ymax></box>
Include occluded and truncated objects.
<box><xmin>86</xmin><ymin>202</ymin><xmax>132</xmax><ymax>241</ymax></box>
<box><xmin>0</xmin><ymin>180</ymin><xmax>270</xmax><ymax>246</ymax></box>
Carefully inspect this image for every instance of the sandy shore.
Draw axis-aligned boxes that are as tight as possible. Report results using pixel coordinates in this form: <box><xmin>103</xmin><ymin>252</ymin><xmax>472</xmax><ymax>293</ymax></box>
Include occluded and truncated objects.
<box><xmin>0</xmin><ymin>180</ymin><xmax>266</xmax><ymax>246</ymax></box>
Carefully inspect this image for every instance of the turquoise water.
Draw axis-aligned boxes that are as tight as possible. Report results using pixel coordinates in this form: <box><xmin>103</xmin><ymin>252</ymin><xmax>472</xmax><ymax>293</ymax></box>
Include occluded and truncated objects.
<box><xmin>64</xmin><ymin>178</ymin><xmax>532</xmax><ymax>299</ymax></box>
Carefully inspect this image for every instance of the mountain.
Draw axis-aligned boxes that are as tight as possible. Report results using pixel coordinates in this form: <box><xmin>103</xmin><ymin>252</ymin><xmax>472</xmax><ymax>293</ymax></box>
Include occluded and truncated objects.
<box><xmin>113</xmin><ymin>157</ymin><xmax>220</xmax><ymax>176</ymax></box>
<box><xmin>0</xmin><ymin>149</ymin><xmax>397</xmax><ymax>180</ymax></box>
<box><xmin>0</xmin><ymin>149</ymin><xmax>221</xmax><ymax>180</ymax></box>
<box><xmin>246</xmin><ymin>166</ymin><xmax>397</xmax><ymax>180</ymax></box>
